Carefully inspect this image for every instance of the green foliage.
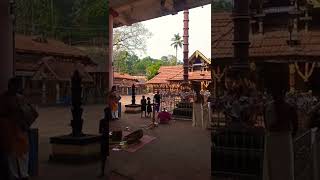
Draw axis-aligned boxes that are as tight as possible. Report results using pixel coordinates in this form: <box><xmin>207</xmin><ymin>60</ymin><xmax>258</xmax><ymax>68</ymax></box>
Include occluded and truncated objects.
<box><xmin>212</xmin><ymin>0</ymin><xmax>233</xmax><ymax>12</ymax></box>
<box><xmin>111</xmin><ymin>50</ymin><xmax>178</xmax><ymax>80</ymax></box>
<box><xmin>15</xmin><ymin>0</ymin><xmax>108</xmax><ymax>43</ymax></box>
<box><xmin>146</xmin><ymin>62</ymin><xmax>162</xmax><ymax>80</ymax></box>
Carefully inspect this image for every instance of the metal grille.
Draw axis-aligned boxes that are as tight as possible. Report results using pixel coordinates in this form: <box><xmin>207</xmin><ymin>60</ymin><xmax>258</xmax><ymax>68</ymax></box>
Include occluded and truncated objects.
<box><xmin>293</xmin><ymin>130</ymin><xmax>313</xmax><ymax>180</ymax></box>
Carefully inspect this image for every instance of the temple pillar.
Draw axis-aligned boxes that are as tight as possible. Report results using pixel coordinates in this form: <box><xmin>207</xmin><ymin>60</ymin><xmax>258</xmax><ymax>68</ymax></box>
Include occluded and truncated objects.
<box><xmin>0</xmin><ymin>0</ymin><xmax>14</xmax><ymax>92</ymax></box>
<box><xmin>42</xmin><ymin>81</ymin><xmax>47</xmax><ymax>104</ymax></box>
<box><xmin>107</xmin><ymin>13</ymin><xmax>114</xmax><ymax>92</ymax></box>
<box><xmin>56</xmin><ymin>82</ymin><xmax>60</xmax><ymax>104</ymax></box>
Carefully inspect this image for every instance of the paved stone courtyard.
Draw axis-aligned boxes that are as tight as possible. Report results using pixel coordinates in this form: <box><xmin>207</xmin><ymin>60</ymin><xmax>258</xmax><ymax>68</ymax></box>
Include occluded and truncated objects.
<box><xmin>30</xmin><ymin>95</ymin><xmax>211</xmax><ymax>180</ymax></box>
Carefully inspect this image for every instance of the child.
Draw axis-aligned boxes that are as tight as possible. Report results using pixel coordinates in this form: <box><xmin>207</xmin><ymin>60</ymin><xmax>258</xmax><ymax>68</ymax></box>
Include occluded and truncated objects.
<box><xmin>140</xmin><ymin>96</ymin><xmax>147</xmax><ymax>118</ymax></box>
<box><xmin>147</xmin><ymin>97</ymin><xmax>152</xmax><ymax>117</ymax></box>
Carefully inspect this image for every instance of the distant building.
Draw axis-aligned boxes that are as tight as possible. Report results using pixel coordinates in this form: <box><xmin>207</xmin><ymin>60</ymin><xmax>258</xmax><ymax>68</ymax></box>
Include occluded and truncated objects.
<box><xmin>113</xmin><ymin>73</ymin><xmax>146</xmax><ymax>95</ymax></box>
<box><xmin>15</xmin><ymin>34</ymin><xmax>96</xmax><ymax>105</ymax></box>
<box><xmin>146</xmin><ymin>50</ymin><xmax>211</xmax><ymax>92</ymax></box>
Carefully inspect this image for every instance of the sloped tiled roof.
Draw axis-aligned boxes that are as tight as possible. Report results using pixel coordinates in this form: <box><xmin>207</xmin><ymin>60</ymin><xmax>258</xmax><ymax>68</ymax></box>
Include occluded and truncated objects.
<box><xmin>114</xmin><ymin>72</ymin><xmax>138</xmax><ymax>81</ymax></box>
<box><xmin>212</xmin><ymin>12</ymin><xmax>320</xmax><ymax>61</ymax></box>
<box><xmin>15</xmin><ymin>34</ymin><xmax>93</xmax><ymax>62</ymax></box>
<box><xmin>146</xmin><ymin>65</ymin><xmax>183</xmax><ymax>84</ymax></box>
<box><xmin>32</xmin><ymin>57</ymin><xmax>93</xmax><ymax>82</ymax></box>
<box><xmin>168</xmin><ymin>71</ymin><xmax>211</xmax><ymax>81</ymax></box>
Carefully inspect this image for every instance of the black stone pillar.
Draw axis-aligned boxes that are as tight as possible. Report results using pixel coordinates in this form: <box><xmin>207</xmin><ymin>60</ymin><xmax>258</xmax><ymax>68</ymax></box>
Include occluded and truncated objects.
<box><xmin>71</xmin><ymin>71</ymin><xmax>84</xmax><ymax>137</ymax></box>
<box><xmin>131</xmin><ymin>84</ymin><xmax>136</xmax><ymax>105</ymax></box>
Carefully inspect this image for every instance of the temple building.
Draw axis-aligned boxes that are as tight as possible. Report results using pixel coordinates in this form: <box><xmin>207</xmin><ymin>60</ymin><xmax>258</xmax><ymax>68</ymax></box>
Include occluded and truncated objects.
<box><xmin>15</xmin><ymin>34</ymin><xmax>97</xmax><ymax>105</ymax></box>
<box><xmin>212</xmin><ymin>0</ymin><xmax>320</xmax><ymax>95</ymax></box>
<box><xmin>113</xmin><ymin>72</ymin><xmax>146</xmax><ymax>95</ymax></box>
<box><xmin>146</xmin><ymin>50</ymin><xmax>211</xmax><ymax>92</ymax></box>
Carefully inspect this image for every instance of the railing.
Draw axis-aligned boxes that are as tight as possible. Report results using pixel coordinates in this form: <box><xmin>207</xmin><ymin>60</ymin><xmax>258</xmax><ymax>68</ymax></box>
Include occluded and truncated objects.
<box><xmin>293</xmin><ymin>128</ymin><xmax>320</xmax><ymax>180</ymax></box>
<box><xmin>212</xmin><ymin>127</ymin><xmax>320</xmax><ymax>180</ymax></box>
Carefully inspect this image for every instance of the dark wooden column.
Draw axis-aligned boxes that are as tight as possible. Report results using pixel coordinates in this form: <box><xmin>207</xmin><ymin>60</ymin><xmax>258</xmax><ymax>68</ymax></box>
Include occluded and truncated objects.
<box><xmin>230</xmin><ymin>0</ymin><xmax>250</xmax><ymax>76</ymax></box>
<box><xmin>0</xmin><ymin>0</ymin><xmax>14</xmax><ymax>92</ymax></box>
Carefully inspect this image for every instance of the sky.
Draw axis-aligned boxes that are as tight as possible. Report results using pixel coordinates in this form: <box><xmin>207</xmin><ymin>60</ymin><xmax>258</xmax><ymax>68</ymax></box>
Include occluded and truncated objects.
<box><xmin>136</xmin><ymin>4</ymin><xmax>211</xmax><ymax>62</ymax></box>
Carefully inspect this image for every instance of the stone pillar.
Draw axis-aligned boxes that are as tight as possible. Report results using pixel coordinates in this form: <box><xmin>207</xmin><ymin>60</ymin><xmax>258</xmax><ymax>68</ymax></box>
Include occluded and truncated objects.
<box><xmin>0</xmin><ymin>0</ymin><xmax>14</xmax><ymax>92</ymax></box>
<box><xmin>107</xmin><ymin>9</ymin><xmax>118</xmax><ymax>93</ymax></box>
<box><xmin>56</xmin><ymin>82</ymin><xmax>60</xmax><ymax>104</ymax></box>
<box><xmin>107</xmin><ymin>13</ymin><xmax>113</xmax><ymax>92</ymax></box>
<box><xmin>42</xmin><ymin>81</ymin><xmax>47</xmax><ymax>104</ymax></box>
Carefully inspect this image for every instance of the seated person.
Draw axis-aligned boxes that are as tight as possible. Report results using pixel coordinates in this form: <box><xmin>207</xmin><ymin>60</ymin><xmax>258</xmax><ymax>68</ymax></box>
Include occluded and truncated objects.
<box><xmin>157</xmin><ymin>108</ymin><xmax>172</xmax><ymax>124</ymax></box>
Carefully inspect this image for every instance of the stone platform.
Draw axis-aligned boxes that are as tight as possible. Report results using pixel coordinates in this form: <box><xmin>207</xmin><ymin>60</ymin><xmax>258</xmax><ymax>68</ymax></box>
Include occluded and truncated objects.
<box><xmin>125</xmin><ymin>104</ymin><xmax>141</xmax><ymax>114</ymax></box>
<box><xmin>49</xmin><ymin>134</ymin><xmax>101</xmax><ymax>163</ymax></box>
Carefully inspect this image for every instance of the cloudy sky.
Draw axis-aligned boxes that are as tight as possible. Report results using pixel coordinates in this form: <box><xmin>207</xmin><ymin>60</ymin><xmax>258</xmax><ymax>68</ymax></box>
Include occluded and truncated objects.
<box><xmin>136</xmin><ymin>4</ymin><xmax>211</xmax><ymax>62</ymax></box>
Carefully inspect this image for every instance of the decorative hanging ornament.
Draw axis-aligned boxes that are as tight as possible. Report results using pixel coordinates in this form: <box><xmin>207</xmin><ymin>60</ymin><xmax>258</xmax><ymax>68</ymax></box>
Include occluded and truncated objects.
<box><xmin>212</xmin><ymin>66</ymin><xmax>226</xmax><ymax>82</ymax></box>
<box><xmin>294</xmin><ymin>62</ymin><xmax>315</xmax><ymax>82</ymax></box>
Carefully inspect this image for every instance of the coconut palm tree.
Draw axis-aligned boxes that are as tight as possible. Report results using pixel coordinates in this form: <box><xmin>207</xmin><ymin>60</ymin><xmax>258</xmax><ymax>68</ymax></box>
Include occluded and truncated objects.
<box><xmin>170</xmin><ymin>33</ymin><xmax>183</xmax><ymax>65</ymax></box>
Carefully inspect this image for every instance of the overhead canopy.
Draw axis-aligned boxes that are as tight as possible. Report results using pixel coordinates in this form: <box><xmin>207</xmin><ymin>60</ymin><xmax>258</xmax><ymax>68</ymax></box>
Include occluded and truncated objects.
<box><xmin>110</xmin><ymin>0</ymin><xmax>211</xmax><ymax>27</ymax></box>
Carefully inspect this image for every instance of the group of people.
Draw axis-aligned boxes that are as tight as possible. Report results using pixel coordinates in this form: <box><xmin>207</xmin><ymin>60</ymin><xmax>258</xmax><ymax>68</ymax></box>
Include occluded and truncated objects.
<box><xmin>140</xmin><ymin>91</ymin><xmax>161</xmax><ymax>118</ymax></box>
<box><xmin>0</xmin><ymin>78</ymin><xmax>38</xmax><ymax>180</ymax></box>
<box><xmin>139</xmin><ymin>92</ymin><xmax>172</xmax><ymax>124</ymax></box>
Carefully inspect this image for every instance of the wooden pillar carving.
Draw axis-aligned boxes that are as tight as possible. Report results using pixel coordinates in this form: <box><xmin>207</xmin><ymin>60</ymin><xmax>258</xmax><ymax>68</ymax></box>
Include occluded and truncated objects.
<box><xmin>289</xmin><ymin>63</ymin><xmax>296</xmax><ymax>92</ymax></box>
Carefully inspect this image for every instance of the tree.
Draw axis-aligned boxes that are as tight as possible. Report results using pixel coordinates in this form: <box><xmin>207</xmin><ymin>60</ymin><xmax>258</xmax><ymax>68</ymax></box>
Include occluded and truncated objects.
<box><xmin>113</xmin><ymin>51</ymin><xmax>129</xmax><ymax>73</ymax></box>
<box><xmin>113</xmin><ymin>23</ymin><xmax>152</xmax><ymax>56</ymax></box>
<box><xmin>212</xmin><ymin>0</ymin><xmax>233</xmax><ymax>11</ymax></box>
<box><xmin>170</xmin><ymin>33</ymin><xmax>183</xmax><ymax>65</ymax></box>
<box><xmin>146</xmin><ymin>62</ymin><xmax>162</xmax><ymax>80</ymax></box>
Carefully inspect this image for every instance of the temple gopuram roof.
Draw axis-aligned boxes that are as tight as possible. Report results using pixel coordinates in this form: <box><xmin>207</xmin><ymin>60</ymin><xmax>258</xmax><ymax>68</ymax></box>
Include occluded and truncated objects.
<box><xmin>212</xmin><ymin>12</ymin><xmax>320</xmax><ymax>62</ymax></box>
<box><xmin>32</xmin><ymin>57</ymin><xmax>93</xmax><ymax>82</ymax></box>
<box><xmin>16</xmin><ymin>34</ymin><xmax>94</xmax><ymax>64</ymax></box>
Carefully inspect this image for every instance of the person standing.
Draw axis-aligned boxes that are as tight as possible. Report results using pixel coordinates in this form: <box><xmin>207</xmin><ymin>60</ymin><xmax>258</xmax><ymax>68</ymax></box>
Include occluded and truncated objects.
<box><xmin>147</xmin><ymin>97</ymin><xmax>152</xmax><ymax>117</ymax></box>
<box><xmin>109</xmin><ymin>86</ymin><xmax>121</xmax><ymax>120</ymax></box>
<box><xmin>192</xmin><ymin>90</ymin><xmax>204</xmax><ymax>127</ymax></box>
<box><xmin>263</xmin><ymin>66</ymin><xmax>298</xmax><ymax>180</ymax></box>
<box><xmin>140</xmin><ymin>96</ymin><xmax>147</xmax><ymax>118</ymax></box>
<box><xmin>154</xmin><ymin>91</ymin><xmax>161</xmax><ymax>113</ymax></box>
<box><xmin>0</xmin><ymin>77</ymin><xmax>38</xmax><ymax>180</ymax></box>
<box><xmin>98</xmin><ymin>106</ymin><xmax>111</xmax><ymax>178</ymax></box>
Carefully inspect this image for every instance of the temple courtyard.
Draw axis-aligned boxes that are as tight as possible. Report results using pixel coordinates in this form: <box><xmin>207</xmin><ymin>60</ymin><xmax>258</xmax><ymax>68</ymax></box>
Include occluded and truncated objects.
<box><xmin>30</xmin><ymin>95</ymin><xmax>211</xmax><ymax>180</ymax></box>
